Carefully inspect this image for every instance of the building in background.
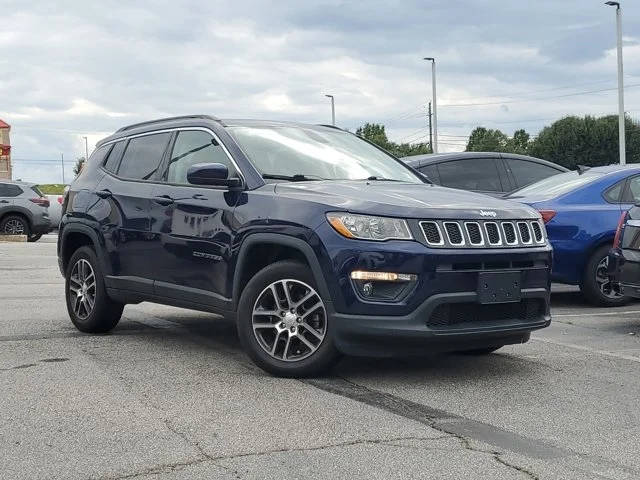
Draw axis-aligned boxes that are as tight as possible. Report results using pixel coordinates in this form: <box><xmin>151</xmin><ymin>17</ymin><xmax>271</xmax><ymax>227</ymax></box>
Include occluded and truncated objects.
<box><xmin>0</xmin><ymin>119</ymin><xmax>11</xmax><ymax>180</ymax></box>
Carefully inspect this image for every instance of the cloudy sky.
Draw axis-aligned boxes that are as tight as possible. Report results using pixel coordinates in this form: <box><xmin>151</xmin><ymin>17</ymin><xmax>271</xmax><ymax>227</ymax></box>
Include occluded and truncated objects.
<box><xmin>2</xmin><ymin>0</ymin><xmax>639</xmax><ymax>183</ymax></box>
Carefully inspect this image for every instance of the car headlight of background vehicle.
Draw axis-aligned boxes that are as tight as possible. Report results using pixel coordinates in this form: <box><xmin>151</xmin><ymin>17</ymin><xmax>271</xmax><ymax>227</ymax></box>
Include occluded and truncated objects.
<box><xmin>326</xmin><ymin>213</ymin><xmax>413</xmax><ymax>241</ymax></box>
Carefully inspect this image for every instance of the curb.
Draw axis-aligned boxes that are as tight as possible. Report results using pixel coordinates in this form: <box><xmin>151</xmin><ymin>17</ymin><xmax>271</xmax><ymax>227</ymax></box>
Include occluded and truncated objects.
<box><xmin>0</xmin><ymin>235</ymin><xmax>27</xmax><ymax>243</ymax></box>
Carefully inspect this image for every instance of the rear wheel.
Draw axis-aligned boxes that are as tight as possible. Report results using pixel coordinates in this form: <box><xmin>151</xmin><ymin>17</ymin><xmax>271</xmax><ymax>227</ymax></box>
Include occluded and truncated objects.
<box><xmin>65</xmin><ymin>246</ymin><xmax>124</xmax><ymax>333</ymax></box>
<box><xmin>0</xmin><ymin>215</ymin><xmax>29</xmax><ymax>236</ymax></box>
<box><xmin>237</xmin><ymin>260</ymin><xmax>340</xmax><ymax>377</ymax></box>
<box><xmin>580</xmin><ymin>244</ymin><xmax>630</xmax><ymax>307</ymax></box>
<box><xmin>28</xmin><ymin>233</ymin><xmax>42</xmax><ymax>242</ymax></box>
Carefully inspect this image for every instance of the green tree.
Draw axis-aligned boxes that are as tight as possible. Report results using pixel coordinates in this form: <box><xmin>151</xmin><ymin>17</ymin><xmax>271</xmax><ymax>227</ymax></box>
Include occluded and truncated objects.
<box><xmin>465</xmin><ymin>127</ymin><xmax>510</xmax><ymax>152</ymax></box>
<box><xmin>73</xmin><ymin>156</ymin><xmax>86</xmax><ymax>176</ymax></box>
<box><xmin>528</xmin><ymin>115</ymin><xmax>640</xmax><ymax>168</ymax></box>
<box><xmin>356</xmin><ymin>122</ymin><xmax>432</xmax><ymax>157</ymax></box>
<box><xmin>506</xmin><ymin>129</ymin><xmax>531</xmax><ymax>154</ymax></box>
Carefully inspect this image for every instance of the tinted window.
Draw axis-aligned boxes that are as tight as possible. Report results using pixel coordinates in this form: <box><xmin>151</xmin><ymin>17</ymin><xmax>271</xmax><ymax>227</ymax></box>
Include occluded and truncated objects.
<box><xmin>117</xmin><ymin>133</ymin><xmax>171</xmax><ymax>180</ymax></box>
<box><xmin>604</xmin><ymin>180</ymin><xmax>624</xmax><ymax>203</ymax></box>
<box><xmin>436</xmin><ymin>159</ymin><xmax>502</xmax><ymax>192</ymax></box>
<box><xmin>508</xmin><ymin>159</ymin><xmax>561</xmax><ymax>188</ymax></box>
<box><xmin>167</xmin><ymin>130</ymin><xmax>236</xmax><ymax>184</ymax></box>
<box><xmin>0</xmin><ymin>184</ymin><xmax>23</xmax><ymax>197</ymax></box>
<box><xmin>103</xmin><ymin>142</ymin><xmax>126</xmax><ymax>173</ymax></box>
<box><xmin>419</xmin><ymin>164</ymin><xmax>440</xmax><ymax>183</ymax></box>
<box><xmin>625</xmin><ymin>176</ymin><xmax>640</xmax><ymax>203</ymax></box>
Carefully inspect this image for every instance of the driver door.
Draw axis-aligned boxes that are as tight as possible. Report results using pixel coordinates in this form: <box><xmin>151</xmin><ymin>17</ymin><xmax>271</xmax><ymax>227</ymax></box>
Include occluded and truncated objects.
<box><xmin>149</xmin><ymin>129</ymin><xmax>242</xmax><ymax>308</ymax></box>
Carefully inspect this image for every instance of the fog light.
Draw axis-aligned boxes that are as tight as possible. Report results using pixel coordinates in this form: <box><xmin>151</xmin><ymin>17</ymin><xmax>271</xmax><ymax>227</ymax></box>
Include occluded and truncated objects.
<box><xmin>350</xmin><ymin>271</ymin><xmax>417</xmax><ymax>282</ymax></box>
<box><xmin>362</xmin><ymin>282</ymin><xmax>374</xmax><ymax>296</ymax></box>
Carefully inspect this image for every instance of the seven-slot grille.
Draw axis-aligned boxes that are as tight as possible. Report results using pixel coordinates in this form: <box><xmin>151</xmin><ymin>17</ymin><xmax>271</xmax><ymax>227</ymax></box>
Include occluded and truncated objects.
<box><xmin>419</xmin><ymin>219</ymin><xmax>545</xmax><ymax>248</ymax></box>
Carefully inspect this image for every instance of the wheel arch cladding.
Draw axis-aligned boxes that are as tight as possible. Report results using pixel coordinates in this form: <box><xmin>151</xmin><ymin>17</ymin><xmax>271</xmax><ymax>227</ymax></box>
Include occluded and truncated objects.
<box><xmin>232</xmin><ymin>234</ymin><xmax>331</xmax><ymax>309</ymax></box>
<box><xmin>61</xmin><ymin>225</ymin><xmax>105</xmax><ymax>274</ymax></box>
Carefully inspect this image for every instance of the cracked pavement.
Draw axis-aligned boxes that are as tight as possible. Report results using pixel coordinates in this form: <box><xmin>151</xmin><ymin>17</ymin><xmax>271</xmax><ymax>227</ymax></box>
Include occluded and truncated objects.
<box><xmin>1</xmin><ymin>240</ymin><xmax>640</xmax><ymax>479</ymax></box>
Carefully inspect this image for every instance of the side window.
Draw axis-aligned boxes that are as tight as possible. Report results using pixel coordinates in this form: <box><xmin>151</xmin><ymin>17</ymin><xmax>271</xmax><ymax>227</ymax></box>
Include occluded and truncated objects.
<box><xmin>604</xmin><ymin>180</ymin><xmax>624</xmax><ymax>203</ymax></box>
<box><xmin>103</xmin><ymin>142</ymin><xmax>126</xmax><ymax>174</ymax></box>
<box><xmin>507</xmin><ymin>159</ymin><xmax>561</xmax><ymax>188</ymax></box>
<box><xmin>0</xmin><ymin>184</ymin><xmax>23</xmax><ymax>197</ymax></box>
<box><xmin>117</xmin><ymin>133</ymin><xmax>171</xmax><ymax>180</ymax></box>
<box><xmin>419</xmin><ymin>164</ymin><xmax>440</xmax><ymax>184</ymax></box>
<box><xmin>623</xmin><ymin>176</ymin><xmax>640</xmax><ymax>204</ymax></box>
<box><xmin>166</xmin><ymin>130</ymin><xmax>237</xmax><ymax>185</ymax></box>
<box><xmin>436</xmin><ymin>159</ymin><xmax>502</xmax><ymax>192</ymax></box>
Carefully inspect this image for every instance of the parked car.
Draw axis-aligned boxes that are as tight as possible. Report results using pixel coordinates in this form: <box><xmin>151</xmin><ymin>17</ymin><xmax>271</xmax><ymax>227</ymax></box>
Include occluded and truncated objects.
<box><xmin>45</xmin><ymin>192</ymin><xmax>65</xmax><ymax>229</ymax></box>
<box><xmin>402</xmin><ymin>152</ymin><xmax>568</xmax><ymax>196</ymax></box>
<box><xmin>0</xmin><ymin>180</ymin><xmax>51</xmax><ymax>241</ymax></box>
<box><xmin>58</xmin><ymin>115</ymin><xmax>552</xmax><ymax>377</ymax></box>
<box><xmin>506</xmin><ymin>165</ymin><xmax>640</xmax><ymax>306</ymax></box>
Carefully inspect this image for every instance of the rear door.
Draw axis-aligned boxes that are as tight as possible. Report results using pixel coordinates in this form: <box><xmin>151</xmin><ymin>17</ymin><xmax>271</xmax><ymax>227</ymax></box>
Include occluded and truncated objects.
<box><xmin>0</xmin><ymin>183</ymin><xmax>17</xmax><ymax>213</ymax></box>
<box><xmin>149</xmin><ymin>129</ymin><xmax>241</xmax><ymax>308</ymax></box>
<box><xmin>96</xmin><ymin>132</ymin><xmax>171</xmax><ymax>292</ymax></box>
<box><xmin>435</xmin><ymin>158</ymin><xmax>504</xmax><ymax>195</ymax></box>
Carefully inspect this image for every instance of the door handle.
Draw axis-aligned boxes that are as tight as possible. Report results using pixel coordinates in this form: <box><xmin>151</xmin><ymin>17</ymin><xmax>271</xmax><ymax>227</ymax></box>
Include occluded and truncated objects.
<box><xmin>0</xmin><ymin>199</ymin><xmax>9</xmax><ymax>203</ymax></box>
<box><xmin>153</xmin><ymin>195</ymin><xmax>174</xmax><ymax>206</ymax></box>
<box><xmin>95</xmin><ymin>189</ymin><xmax>112</xmax><ymax>199</ymax></box>
<box><xmin>192</xmin><ymin>193</ymin><xmax>208</xmax><ymax>201</ymax></box>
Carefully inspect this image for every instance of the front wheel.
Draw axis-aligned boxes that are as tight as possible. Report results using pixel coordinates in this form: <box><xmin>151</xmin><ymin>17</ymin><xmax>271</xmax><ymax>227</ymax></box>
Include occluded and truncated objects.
<box><xmin>580</xmin><ymin>244</ymin><xmax>630</xmax><ymax>307</ymax></box>
<box><xmin>236</xmin><ymin>260</ymin><xmax>340</xmax><ymax>377</ymax></box>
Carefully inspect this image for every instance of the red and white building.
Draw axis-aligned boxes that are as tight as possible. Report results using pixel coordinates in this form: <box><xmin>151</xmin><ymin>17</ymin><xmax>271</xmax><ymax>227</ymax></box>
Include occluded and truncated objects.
<box><xmin>0</xmin><ymin>119</ymin><xmax>11</xmax><ymax>180</ymax></box>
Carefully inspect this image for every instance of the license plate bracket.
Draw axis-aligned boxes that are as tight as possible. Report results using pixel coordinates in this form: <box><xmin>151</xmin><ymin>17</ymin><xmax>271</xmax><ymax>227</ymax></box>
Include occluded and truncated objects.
<box><xmin>477</xmin><ymin>271</ymin><xmax>521</xmax><ymax>304</ymax></box>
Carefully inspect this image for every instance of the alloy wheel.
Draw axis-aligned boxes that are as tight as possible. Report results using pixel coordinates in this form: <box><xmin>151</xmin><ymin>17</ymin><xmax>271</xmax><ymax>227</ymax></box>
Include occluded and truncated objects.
<box><xmin>68</xmin><ymin>259</ymin><xmax>97</xmax><ymax>320</ymax></box>
<box><xmin>4</xmin><ymin>219</ymin><xmax>25</xmax><ymax>235</ymax></box>
<box><xmin>252</xmin><ymin>279</ymin><xmax>326</xmax><ymax>362</ymax></box>
<box><xmin>595</xmin><ymin>256</ymin><xmax>622</xmax><ymax>299</ymax></box>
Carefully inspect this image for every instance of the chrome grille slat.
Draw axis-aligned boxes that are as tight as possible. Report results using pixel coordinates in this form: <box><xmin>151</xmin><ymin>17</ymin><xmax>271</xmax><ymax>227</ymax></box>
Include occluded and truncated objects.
<box><xmin>464</xmin><ymin>222</ymin><xmax>484</xmax><ymax>246</ymax></box>
<box><xmin>420</xmin><ymin>219</ymin><xmax>546</xmax><ymax>248</ymax></box>
<box><xmin>443</xmin><ymin>222</ymin><xmax>465</xmax><ymax>246</ymax></box>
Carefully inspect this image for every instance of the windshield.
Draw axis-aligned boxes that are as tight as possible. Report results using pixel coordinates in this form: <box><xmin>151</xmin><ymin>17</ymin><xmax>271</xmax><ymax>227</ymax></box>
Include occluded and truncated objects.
<box><xmin>507</xmin><ymin>170</ymin><xmax>604</xmax><ymax>198</ymax></box>
<box><xmin>227</xmin><ymin>125</ymin><xmax>422</xmax><ymax>183</ymax></box>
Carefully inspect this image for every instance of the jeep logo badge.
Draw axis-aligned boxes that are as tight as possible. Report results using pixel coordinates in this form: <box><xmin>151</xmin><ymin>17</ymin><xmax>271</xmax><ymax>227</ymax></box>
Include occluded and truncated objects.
<box><xmin>480</xmin><ymin>210</ymin><xmax>497</xmax><ymax>217</ymax></box>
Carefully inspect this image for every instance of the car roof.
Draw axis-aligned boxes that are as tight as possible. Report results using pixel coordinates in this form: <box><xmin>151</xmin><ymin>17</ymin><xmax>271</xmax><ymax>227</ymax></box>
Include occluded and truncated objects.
<box><xmin>0</xmin><ymin>179</ymin><xmax>34</xmax><ymax>187</ymax></box>
<box><xmin>96</xmin><ymin>115</ymin><xmax>344</xmax><ymax>147</ymax></box>
<box><xmin>402</xmin><ymin>151</ymin><xmax>568</xmax><ymax>171</ymax></box>
<box><xmin>585</xmin><ymin>164</ymin><xmax>640</xmax><ymax>174</ymax></box>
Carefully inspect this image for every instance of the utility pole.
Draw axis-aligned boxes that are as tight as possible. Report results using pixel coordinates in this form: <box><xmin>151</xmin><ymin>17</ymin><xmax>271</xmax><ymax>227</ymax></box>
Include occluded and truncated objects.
<box><xmin>427</xmin><ymin>102</ymin><xmax>433</xmax><ymax>153</ymax></box>
<box><xmin>325</xmin><ymin>94</ymin><xmax>335</xmax><ymax>126</ymax></box>
<box><xmin>61</xmin><ymin>153</ymin><xmax>65</xmax><ymax>184</ymax></box>
<box><xmin>83</xmin><ymin>136</ymin><xmax>89</xmax><ymax>161</ymax></box>
<box><xmin>424</xmin><ymin>57</ymin><xmax>438</xmax><ymax>153</ymax></box>
<box><xmin>605</xmin><ymin>1</ymin><xmax>625</xmax><ymax>165</ymax></box>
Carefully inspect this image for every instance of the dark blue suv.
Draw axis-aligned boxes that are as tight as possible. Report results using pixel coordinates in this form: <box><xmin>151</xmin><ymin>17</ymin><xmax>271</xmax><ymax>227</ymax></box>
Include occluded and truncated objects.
<box><xmin>58</xmin><ymin>115</ymin><xmax>552</xmax><ymax>377</ymax></box>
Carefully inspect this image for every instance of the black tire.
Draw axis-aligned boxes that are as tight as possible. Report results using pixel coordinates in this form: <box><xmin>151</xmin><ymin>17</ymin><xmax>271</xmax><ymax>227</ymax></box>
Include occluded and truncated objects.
<box><xmin>65</xmin><ymin>246</ymin><xmax>124</xmax><ymax>333</ymax></box>
<box><xmin>457</xmin><ymin>346</ymin><xmax>504</xmax><ymax>355</ymax></box>
<box><xmin>0</xmin><ymin>214</ymin><xmax>30</xmax><ymax>236</ymax></box>
<box><xmin>580</xmin><ymin>244</ymin><xmax>630</xmax><ymax>307</ymax></box>
<box><xmin>28</xmin><ymin>233</ymin><xmax>42</xmax><ymax>242</ymax></box>
<box><xmin>236</xmin><ymin>260</ymin><xmax>340</xmax><ymax>377</ymax></box>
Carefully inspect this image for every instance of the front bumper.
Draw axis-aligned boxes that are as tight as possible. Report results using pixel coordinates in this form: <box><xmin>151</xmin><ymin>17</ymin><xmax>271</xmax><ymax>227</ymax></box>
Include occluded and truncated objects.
<box><xmin>330</xmin><ymin>288</ymin><xmax>550</xmax><ymax>356</ymax></box>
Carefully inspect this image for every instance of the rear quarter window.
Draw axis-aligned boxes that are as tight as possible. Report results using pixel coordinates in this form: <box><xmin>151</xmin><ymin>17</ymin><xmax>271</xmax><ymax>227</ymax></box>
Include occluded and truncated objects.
<box><xmin>0</xmin><ymin>184</ymin><xmax>24</xmax><ymax>197</ymax></box>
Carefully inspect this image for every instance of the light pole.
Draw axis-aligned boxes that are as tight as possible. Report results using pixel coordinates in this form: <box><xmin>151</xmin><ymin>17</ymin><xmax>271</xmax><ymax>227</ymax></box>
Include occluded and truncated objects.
<box><xmin>325</xmin><ymin>94</ymin><xmax>335</xmax><ymax>126</ymax></box>
<box><xmin>605</xmin><ymin>1</ymin><xmax>625</xmax><ymax>165</ymax></box>
<box><xmin>83</xmin><ymin>136</ymin><xmax>89</xmax><ymax>161</ymax></box>
<box><xmin>424</xmin><ymin>57</ymin><xmax>438</xmax><ymax>153</ymax></box>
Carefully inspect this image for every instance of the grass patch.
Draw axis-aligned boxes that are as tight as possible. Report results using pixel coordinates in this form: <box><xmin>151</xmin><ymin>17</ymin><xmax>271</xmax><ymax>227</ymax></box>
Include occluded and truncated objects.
<box><xmin>37</xmin><ymin>184</ymin><xmax>66</xmax><ymax>194</ymax></box>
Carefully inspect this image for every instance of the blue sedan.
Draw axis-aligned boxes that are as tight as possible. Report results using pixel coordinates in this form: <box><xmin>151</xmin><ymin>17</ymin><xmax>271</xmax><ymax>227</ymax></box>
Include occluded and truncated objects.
<box><xmin>506</xmin><ymin>165</ymin><xmax>640</xmax><ymax>306</ymax></box>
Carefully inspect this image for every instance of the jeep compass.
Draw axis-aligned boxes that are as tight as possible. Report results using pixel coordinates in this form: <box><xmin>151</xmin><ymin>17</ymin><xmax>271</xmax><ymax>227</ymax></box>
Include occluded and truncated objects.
<box><xmin>58</xmin><ymin>115</ymin><xmax>552</xmax><ymax>377</ymax></box>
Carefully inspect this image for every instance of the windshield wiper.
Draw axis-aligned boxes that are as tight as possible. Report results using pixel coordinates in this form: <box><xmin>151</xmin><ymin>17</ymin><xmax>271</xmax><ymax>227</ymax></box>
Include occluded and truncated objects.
<box><xmin>262</xmin><ymin>173</ymin><xmax>326</xmax><ymax>182</ymax></box>
<box><xmin>362</xmin><ymin>176</ymin><xmax>402</xmax><ymax>182</ymax></box>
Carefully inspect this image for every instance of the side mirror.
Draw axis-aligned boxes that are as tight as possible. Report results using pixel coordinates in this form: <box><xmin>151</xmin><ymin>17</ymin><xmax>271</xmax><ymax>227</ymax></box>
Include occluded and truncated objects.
<box><xmin>186</xmin><ymin>163</ymin><xmax>242</xmax><ymax>188</ymax></box>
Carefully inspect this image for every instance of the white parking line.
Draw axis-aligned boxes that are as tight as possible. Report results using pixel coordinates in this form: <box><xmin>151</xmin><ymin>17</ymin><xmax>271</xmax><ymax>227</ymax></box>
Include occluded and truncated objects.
<box><xmin>533</xmin><ymin>337</ymin><xmax>640</xmax><ymax>363</ymax></box>
<box><xmin>554</xmin><ymin>310</ymin><xmax>640</xmax><ymax>318</ymax></box>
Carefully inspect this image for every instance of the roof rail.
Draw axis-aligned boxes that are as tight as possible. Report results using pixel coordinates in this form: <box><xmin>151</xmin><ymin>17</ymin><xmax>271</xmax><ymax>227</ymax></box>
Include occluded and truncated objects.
<box><xmin>115</xmin><ymin>115</ymin><xmax>220</xmax><ymax>133</ymax></box>
<box><xmin>316</xmin><ymin>124</ymin><xmax>344</xmax><ymax>131</ymax></box>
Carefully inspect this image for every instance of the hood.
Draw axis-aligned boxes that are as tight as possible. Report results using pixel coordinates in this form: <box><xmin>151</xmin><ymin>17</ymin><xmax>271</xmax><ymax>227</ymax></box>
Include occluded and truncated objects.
<box><xmin>274</xmin><ymin>181</ymin><xmax>539</xmax><ymax>220</ymax></box>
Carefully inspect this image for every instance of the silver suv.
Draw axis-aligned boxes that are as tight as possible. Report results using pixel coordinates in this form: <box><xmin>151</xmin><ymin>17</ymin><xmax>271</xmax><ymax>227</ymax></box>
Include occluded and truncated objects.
<box><xmin>0</xmin><ymin>180</ymin><xmax>52</xmax><ymax>241</ymax></box>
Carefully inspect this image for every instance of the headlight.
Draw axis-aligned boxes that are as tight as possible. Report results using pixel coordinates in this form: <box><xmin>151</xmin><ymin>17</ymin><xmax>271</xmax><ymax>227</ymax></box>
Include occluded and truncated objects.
<box><xmin>326</xmin><ymin>213</ymin><xmax>413</xmax><ymax>241</ymax></box>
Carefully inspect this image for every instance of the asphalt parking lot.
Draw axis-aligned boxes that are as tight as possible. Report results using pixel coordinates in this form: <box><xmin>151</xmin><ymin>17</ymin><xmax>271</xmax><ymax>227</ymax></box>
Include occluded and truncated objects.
<box><xmin>2</xmin><ymin>238</ymin><xmax>640</xmax><ymax>480</ymax></box>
